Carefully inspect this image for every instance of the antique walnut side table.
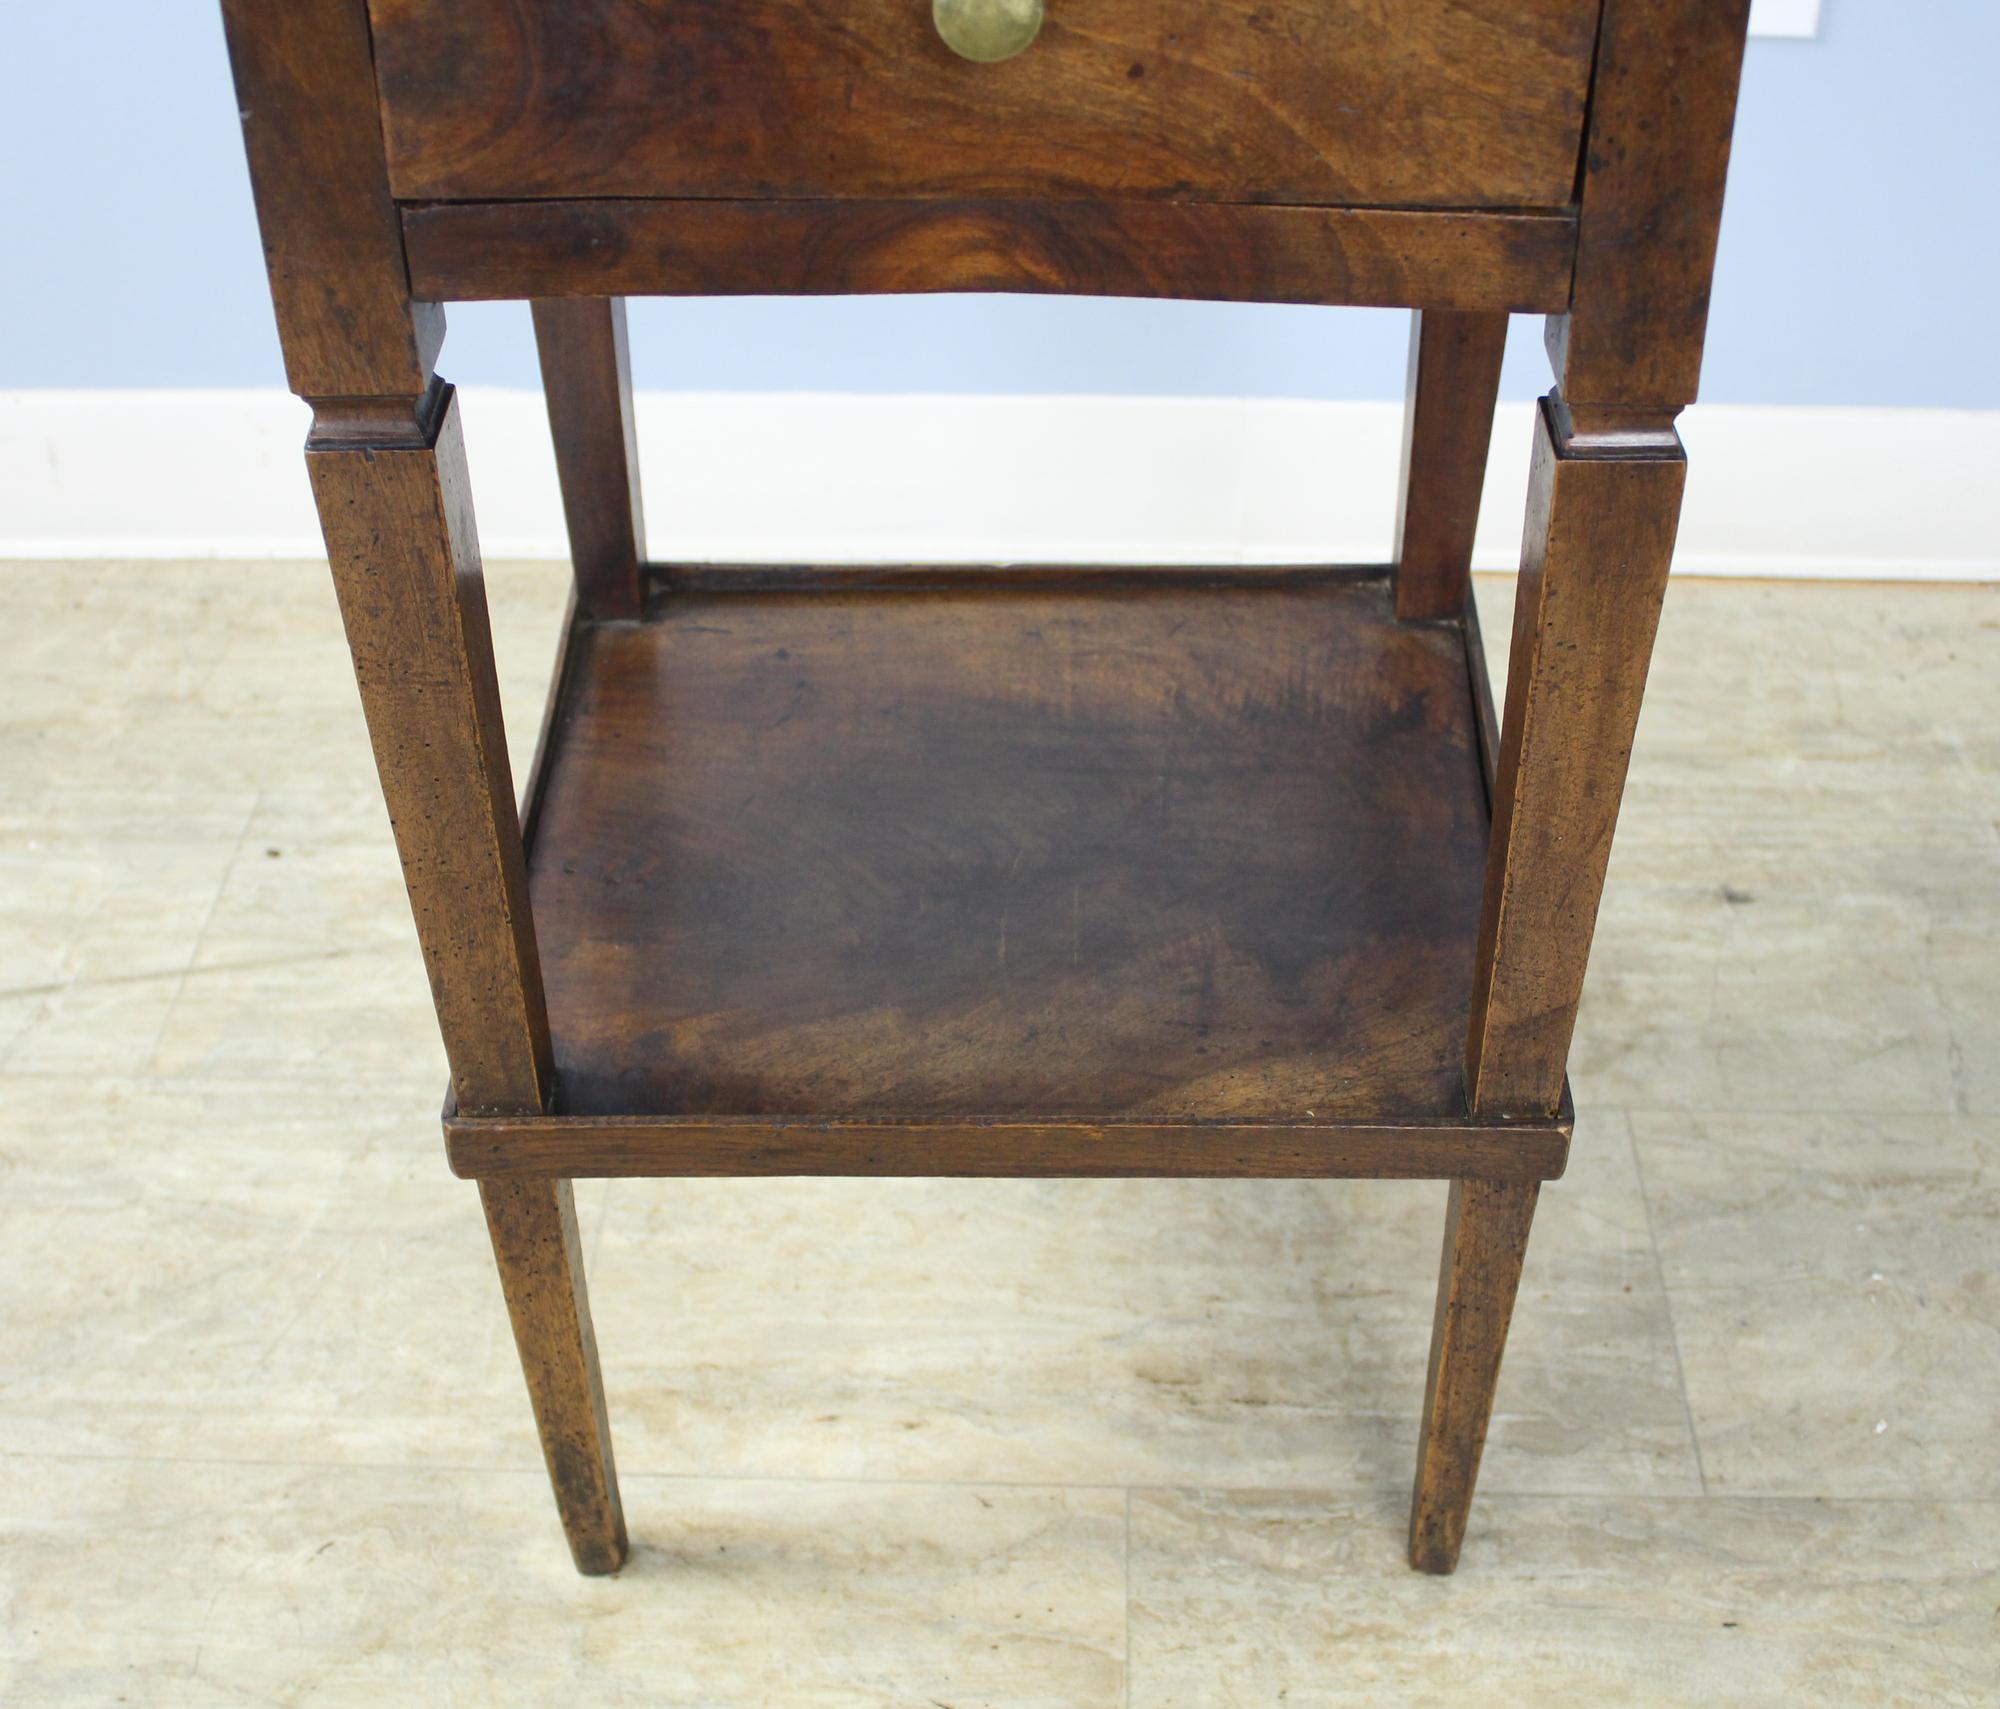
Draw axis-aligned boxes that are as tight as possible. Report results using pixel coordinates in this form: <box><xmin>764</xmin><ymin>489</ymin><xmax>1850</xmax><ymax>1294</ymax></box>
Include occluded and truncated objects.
<box><xmin>222</xmin><ymin>0</ymin><xmax>1750</xmax><ymax>1575</ymax></box>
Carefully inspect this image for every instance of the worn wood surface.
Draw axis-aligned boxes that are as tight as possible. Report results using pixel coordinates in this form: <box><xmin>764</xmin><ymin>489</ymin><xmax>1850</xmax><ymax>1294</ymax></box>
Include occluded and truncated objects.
<box><xmin>306</xmin><ymin>386</ymin><xmax>551</xmax><ymax>1116</ymax></box>
<box><xmin>219</xmin><ymin>0</ymin><xmax>440</xmax><ymax>401</ymax></box>
<box><xmin>525</xmin><ymin>576</ymin><xmax>1491</xmax><ymax>1125</ymax></box>
<box><xmin>480</xmin><ymin>1178</ymin><xmax>627</xmax><ymax>1575</ymax></box>
<box><xmin>1547</xmin><ymin>0</ymin><xmax>1752</xmax><ymax>406</ymax></box>
<box><xmin>1409</xmin><ymin>1177</ymin><xmax>1540</xmax><ymax>1573</ymax></box>
<box><xmin>1461</xmin><ymin>579</ymin><xmax>1504</xmax><ymax>807</ymax></box>
<box><xmin>225</xmin><ymin>0</ymin><xmax>1752</xmax><ymax>1582</ymax></box>
<box><xmin>1394</xmin><ymin>311</ymin><xmax>1510</xmax><ymax>621</ymax></box>
<box><xmin>516</xmin><ymin>584</ymin><xmax>583</xmax><ymax>873</ymax></box>
<box><xmin>531</xmin><ymin>298</ymin><xmax>646</xmax><ymax>620</ymax></box>
<box><xmin>1464</xmin><ymin>401</ymin><xmax>1686</xmax><ymax>1117</ymax></box>
<box><xmin>443</xmin><ymin>1113</ymin><xmax>1572</xmax><ymax>1183</ymax></box>
<box><xmin>370</xmin><ymin>0</ymin><xmax>1600</xmax><ymax>208</ymax></box>
<box><xmin>404</xmin><ymin>198</ymin><xmax>1578</xmax><ymax>315</ymax></box>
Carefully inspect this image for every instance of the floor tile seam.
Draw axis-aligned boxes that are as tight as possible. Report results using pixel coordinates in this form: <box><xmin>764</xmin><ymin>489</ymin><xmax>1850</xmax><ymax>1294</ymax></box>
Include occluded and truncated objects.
<box><xmin>1626</xmin><ymin>1118</ymin><xmax>1712</xmax><ymax>1496</ymax></box>
<box><xmin>139</xmin><ymin>789</ymin><xmax>263</xmax><ymax>1072</ymax></box>
<box><xmin>0</xmin><ymin>941</ymin><xmax>401</xmax><ymax>1004</ymax></box>
<box><xmin>2</xmin><ymin>1447</ymin><xmax>1991</xmax><ymax>1507</ymax></box>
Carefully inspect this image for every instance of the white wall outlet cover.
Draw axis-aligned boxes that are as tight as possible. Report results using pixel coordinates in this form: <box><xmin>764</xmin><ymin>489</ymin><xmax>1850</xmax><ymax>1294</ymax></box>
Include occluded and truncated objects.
<box><xmin>1748</xmin><ymin>0</ymin><xmax>1822</xmax><ymax>39</ymax></box>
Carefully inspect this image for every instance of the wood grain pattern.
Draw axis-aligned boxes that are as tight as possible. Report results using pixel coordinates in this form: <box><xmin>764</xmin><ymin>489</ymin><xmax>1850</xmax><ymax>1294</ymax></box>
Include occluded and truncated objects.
<box><xmin>219</xmin><ymin>0</ymin><xmax>440</xmax><ymax>400</ymax></box>
<box><xmin>370</xmin><ymin>0</ymin><xmax>1601</xmax><ymax>209</ymax></box>
<box><xmin>1409</xmin><ymin>1177</ymin><xmax>1540</xmax><ymax>1573</ymax></box>
<box><xmin>444</xmin><ymin>1113</ymin><xmax>1572</xmax><ymax>1183</ymax></box>
<box><xmin>532</xmin><ymin>298</ymin><xmax>647</xmax><ymax>620</ymax></box>
<box><xmin>306</xmin><ymin>387</ymin><xmax>551</xmax><ymax>1115</ymax></box>
<box><xmin>403</xmin><ymin>198</ymin><xmax>1579</xmax><ymax>314</ymax></box>
<box><xmin>1464</xmin><ymin>400</ymin><xmax>1686</xmax><ymax>1117</ymax></box>
<box><xmin>525</xmin><ymin>575</ymin><xmax>1492</xmax><ymax>1126</ymax></box>
<box><xmin>1547</xmin><ymin>0</ymin><xmax>1753</xmax><ymax>406</ymax></box>
<box><xmin>1461</xmin><ymin>579</ymin><xmax>1504</xmax><ymax>808</ymax></box>
<box><xmin>1394</xmin><ymin>311</ymin><xmax>1510</xmax><ymax>621</ymax></box>
<box><xmin>480</xmin><ymin>1178</ymin><xmax>626</xmax><ymax>1575</ymax></box>
<box><xmin>224</xmin><ymin>0</ymin><xmax>1754</xmax><ymax>1583</ymax></box>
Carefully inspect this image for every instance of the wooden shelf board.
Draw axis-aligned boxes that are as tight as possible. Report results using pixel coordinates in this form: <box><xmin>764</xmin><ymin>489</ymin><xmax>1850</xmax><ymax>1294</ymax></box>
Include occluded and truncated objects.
<box><xmin>443</xmin><ymin>1107</ymin><xmax>1571</xmax><ymax>1181</ymax></box>
<box><xmin>509</xmin><ymin>567</ymin><xmax>1514</xmax><ymax>1165</ymax></box>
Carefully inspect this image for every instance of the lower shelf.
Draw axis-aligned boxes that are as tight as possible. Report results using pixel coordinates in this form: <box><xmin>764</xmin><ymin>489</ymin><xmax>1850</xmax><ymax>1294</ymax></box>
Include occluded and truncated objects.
<box><xmin>471</xmin><ymin>565</ymin><xmax>1559</xmax><ymax>1179</ymax></box>
<box><xmin>444</xmin><ymin>1106</ymin><xmax>1570</xmax><ymax>1181</ymax></box>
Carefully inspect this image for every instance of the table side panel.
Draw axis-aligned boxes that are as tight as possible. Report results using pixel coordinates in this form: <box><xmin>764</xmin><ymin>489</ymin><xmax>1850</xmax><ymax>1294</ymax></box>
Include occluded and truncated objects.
<box><xmin>401</xmin><ymin>198</ymin><xmax>1578</xmax><ymax>312</ymax></box>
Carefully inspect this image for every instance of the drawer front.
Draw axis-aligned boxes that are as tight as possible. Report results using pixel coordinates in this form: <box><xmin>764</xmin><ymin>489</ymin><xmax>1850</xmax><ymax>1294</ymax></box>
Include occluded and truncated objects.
<box><xmin>370</xmin><ymin>0</ymin><xmax>1600</xmax><ymax>210</ymax></box>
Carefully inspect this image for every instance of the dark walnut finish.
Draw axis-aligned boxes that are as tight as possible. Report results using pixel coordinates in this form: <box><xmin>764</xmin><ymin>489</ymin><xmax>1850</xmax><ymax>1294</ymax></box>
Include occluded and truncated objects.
<box><xmin>1550</xmin><ymin>0</ymin><xmax>1753</xmax><ymax>408</ymax></box>
<box><xmin>532</xmin><ymin>578</ymin><xmax>1488</xmax><ymax>1125</ymax></box>
<box><xmin>370</xmin><ymin>0</ymin><xmax>1600</xmax><ymax>208</ymax></box>
<box><xmin>1409</xmin><ymin>1177</ymin><xmax>1540</xmax><ymax>1573</ymax></box>
<box><xmin>480</xmin><ymin>1178</ymin><xmax>626</xmax><ymax>1575</ymax></box>
<box><xmin>223</xmin><ymin>0</ymin><xmax>1752</xmax><ymax>1582</ymax></box>
<box><xmin>1466</xmin><ymin>402</ymin><xmax>1686</xmax><ymax>1118</ymax></box>
<box><xmin>444</xmin><ymin>1108</ymin><xmax>1570</xmax><ymax>1184</ymax></box>
<box><xmin>405</xmin><ymin>199</ymin><xmax>1578</xmax><ymax>315</ymax></box>
<box><xmin>531</xmin><ymin>298</ymin><xmax>646</xmax><ymax>621</ymax></box>
<box><xmin>305</xmin><ymin>383</ymin><xmax>549</xmax><ymax>1116</ymax></box>
<box><xmin>220</xmin><ymin>0</ymin><xmax>441</xmax><ymax>401</ymax></box>
<box><xmin>1394</xmin><ymin>311</ymin><xmax>1511</xmax><ymax>621</ymax></box>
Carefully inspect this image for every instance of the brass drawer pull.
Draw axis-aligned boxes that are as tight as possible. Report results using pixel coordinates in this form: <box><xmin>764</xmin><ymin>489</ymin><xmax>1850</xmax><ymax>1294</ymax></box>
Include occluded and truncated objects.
<box><xmin>933</xmin><ymin>0</ymin><xmax>1044</xmax><ymax>63</ymax></box>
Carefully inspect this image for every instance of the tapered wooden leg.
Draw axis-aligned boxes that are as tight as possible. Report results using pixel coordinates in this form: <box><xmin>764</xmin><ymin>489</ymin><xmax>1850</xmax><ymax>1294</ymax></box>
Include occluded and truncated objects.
<box><xmin>532</xmin><ymin>297</ymin><xmax>646</xmax><ymax>619</ymax></box>
<box><xmin>1465</xmin><ymin>397</ymin><xmax>1687</xmax><ymax>1116</ymax></box>
<box><xmin>481</xmin><ymin>1177</ymin><xmax>628</xmax><ymax>1575</ymax></box>
<box><xmin>1409</xmin><ymin>1177</ymin><xmax>1539</xmax><ymax>1574</ymax></box>
<box><xmin>1394</xmin><ymin>310</ymin><xmax>1509</xmax><ymax>621</ymax></box>
<box><xmin>307</xmin><ymin>382</ymin><xmax>623</xmax><ymax>1574</ymax></box>
<box><xmin>306</xmin><ymin>382</ymin><xmax>551</xmax><ymax>1114</ymax></box>
<box><xmin>1415</xmin><ymin>397</ymin><xmax>1683</xmax><ymax>1570</ymax></box>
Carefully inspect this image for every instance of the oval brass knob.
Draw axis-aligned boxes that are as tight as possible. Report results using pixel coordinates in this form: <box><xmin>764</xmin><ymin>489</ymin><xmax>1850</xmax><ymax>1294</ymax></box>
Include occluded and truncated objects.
<box><xmin>933</xmin><ymin>0</ymin><xmax>1044</xmax><ymax>64</ymax></box>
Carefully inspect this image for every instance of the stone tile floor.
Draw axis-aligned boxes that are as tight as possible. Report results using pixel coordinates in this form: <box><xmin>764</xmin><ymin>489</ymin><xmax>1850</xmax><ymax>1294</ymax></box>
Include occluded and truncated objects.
<box><xmin>0</xmin><ymin>563</ymin><xmax>1994</xmax><ymax>1705</ymax></box>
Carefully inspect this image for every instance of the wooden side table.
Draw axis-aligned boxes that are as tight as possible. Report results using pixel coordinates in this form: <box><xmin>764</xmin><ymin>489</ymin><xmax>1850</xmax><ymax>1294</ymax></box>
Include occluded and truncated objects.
<box><xmin>222</xmin><ymin>0</ymin><xmax>1751</xmax><ymax>1576</ymax></box>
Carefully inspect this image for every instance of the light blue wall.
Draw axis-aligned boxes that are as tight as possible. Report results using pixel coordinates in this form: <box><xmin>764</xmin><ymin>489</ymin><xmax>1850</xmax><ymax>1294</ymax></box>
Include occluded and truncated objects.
<box><xmin>6</xmin><ymin>3</ymin><xmax>1995</xmax><ymax>406</ymax></box>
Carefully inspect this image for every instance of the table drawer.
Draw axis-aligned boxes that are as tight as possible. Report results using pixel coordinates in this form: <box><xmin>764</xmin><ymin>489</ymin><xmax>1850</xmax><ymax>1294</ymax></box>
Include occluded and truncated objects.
<box><xmin>369</xmin><ymin>0</ymin><xmax>1601</xmax><ymax>210</ymax></box>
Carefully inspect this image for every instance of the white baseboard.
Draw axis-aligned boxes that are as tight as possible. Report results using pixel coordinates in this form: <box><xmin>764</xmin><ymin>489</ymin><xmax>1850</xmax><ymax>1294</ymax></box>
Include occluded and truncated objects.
<box><xmin>3</xmin><ymin>390</ymin><xmax>1993</xmax><ymax>581</ymax></box>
